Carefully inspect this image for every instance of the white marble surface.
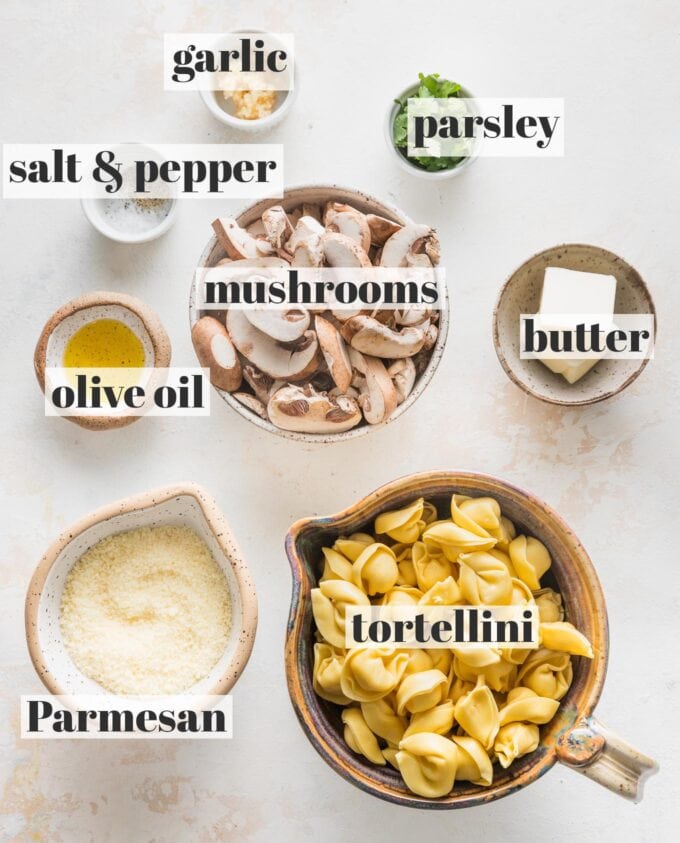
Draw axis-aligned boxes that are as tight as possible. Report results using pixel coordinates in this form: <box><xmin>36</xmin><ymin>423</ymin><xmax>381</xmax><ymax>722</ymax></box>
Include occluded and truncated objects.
<box><xmin>1</xmin><ymin>0</ymin><xmax>679</xmax><ymax>840</ymax></box>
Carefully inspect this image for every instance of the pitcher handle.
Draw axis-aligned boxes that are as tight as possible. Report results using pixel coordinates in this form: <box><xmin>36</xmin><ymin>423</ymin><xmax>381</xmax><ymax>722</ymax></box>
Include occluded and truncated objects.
<box><xmin>555</xmin><ymin>715</ymin><xmax>658</xmax><ymax>802</ymax></box>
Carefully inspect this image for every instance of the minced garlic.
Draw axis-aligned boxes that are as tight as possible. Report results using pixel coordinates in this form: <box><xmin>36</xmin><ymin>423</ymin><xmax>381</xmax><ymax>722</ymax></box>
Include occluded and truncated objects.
<box><xmin>225</xmin><ymin>88</ymin><xmax>276</xmax><ymax>120</ymax></box>
<box><xmin>60</xmin><ymin>525</ymin><xmax>232</xmax><ymax>695</ymax></box>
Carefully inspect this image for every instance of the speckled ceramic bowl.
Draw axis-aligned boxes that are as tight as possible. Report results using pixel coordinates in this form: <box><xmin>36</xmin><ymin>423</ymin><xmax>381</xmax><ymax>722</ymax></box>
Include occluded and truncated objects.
<box><xmin>285</xmin><ymin>471</ymin><xmax>657</xmax><ymax>807</ymax></box>
<box><xmin>493</xmin><ymin>244</ymin><xmax>656</xmax><ymax>405</ymax></box>
<box><xmin>34</xmin><ymin>291</ymin><xmax>172</xmax><ymax>430</ymax></box>
<box><xmin>26</xmin><ymin>484</ymin><xmax>258</xmax><ymax>698</ymax></box>
<box><xmin>189</xmin><ymin>184</ymin><xmax>449</xmax><ymax>443</ymax></box>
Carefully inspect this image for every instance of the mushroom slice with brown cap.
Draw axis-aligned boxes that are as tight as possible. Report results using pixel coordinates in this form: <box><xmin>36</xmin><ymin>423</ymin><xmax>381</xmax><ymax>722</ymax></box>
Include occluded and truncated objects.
<box><xmin>242</xmin><ymin>364</ymin><xmax>282</xmax><ymax>404</ymax></box>
<box><xmin>321</xmin><ymin>232</ymin><xmax>372</xmax><ymax>268</ymax></box>
<box><xmin>261</xmin><ymin>205</ymin><xmax>293</xmax><ymax>250</ymax></box>
<box><xmin>191</xmin><ymin>316</ymin><xmax>242</xmax><ymax>392</ymax></box>
<box><xmin>315</xmin><ymin>315</ymin><xmax>353</xmax><ymax>393</ymax></box>
<box><xmin>341</xmin><ymin>315</ymin><xmax>426</xmax><ymax>359</ymax></box>
<box><xmin>366</xmin><ymin>214</ymin><xmax>403</xmax><ymax>246</ymax></box>
<box><xmin>380</xmin><ymin>223</ymin><xmax>437</xmax><ymax>267</ymax></box>
<box><xmin>212</xmin><ymin>217</ymin><xmax>275</xmax><ymax>260</ymax></box>
<box><xmin>286</xmin><ymin>216</ymin><xmax>325</xmax><ymax>253</ymax></box>
<box><xmin>244</xmin><ymin>308</ymin><xmax>310</xmax><ymax>343</ymax></box>
<box><xmin>268</xmin><ymin>384</ymin><xmax>362</xmax><ymax>433</ymax></box>
<box><xmin>226</xmin><ymin>308</ymin><xmax>319</xmax><ymax>381</ymax></box>
<box><xmin>324</xmin><ymin>203</ymin><xmax>372</xmax><ymax>253</ymax></box>
<box><xmin>233</xmin><ymin>392</ymin><xmax>267</xmax><ymax>419</ymax></box>
<box><xmin>422</xmin><ymin>322</ymin><xmax>438</xmax><ymax>350</ymax></box>
<box><xmin>358</xmin><ymin>356</ymin><xmax>398</xmax><ymax>424</ymax></box>
<box><xmin>387</xmin><ymin>358</ymin><xmax>417</xmax><ymax>404</ymax></box>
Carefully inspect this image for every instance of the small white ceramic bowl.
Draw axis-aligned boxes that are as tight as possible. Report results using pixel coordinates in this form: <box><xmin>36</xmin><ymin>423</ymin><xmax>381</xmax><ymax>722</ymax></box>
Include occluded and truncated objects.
<box><xmin>25</xmin><ymin>484</ymin><xmax>258</xmax><ymax>700</ymax></box>
<box><xmin>198</xmin><ymin>31</ymin><xmax>296</xmax><ymax>132</ymax></box>
<box><xmin>81</xmin><ymin>143</ymin><xmax>179</xmax><ymax>244</ymax></box>
<box><xmin>384</xmin><ymin>82</ymin><xmax>478</xmax><ymax>180</ymax></box>
<box><xmin>81</xmin><ymin>194</ymin><xmax>178</xmax><ymax>244</ymax></box>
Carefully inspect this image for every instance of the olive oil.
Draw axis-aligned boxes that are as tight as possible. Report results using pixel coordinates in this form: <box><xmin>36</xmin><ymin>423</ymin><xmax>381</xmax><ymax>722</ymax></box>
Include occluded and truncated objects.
<box><xmin>63</xmin><ymin>319</ymin><xmax>145</xmax><ymax>368</ymax></box>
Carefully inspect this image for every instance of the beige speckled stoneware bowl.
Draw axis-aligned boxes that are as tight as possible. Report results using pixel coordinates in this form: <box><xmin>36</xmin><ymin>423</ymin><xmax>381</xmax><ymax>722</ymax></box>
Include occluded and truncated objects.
<box><xmin>34</xmin><ymin>291</ymin><xmax>172</xmax><ymax>430</ymax></box>
<box><xmin>493</xmin><ymin>244</ymin><xmax>656</xmax><ymax>405</ymax></box>
<box><xmin>188</xmin><ymin>184</ymin><xmax>449</xmax><ymax>443</ymax></box>
<box><xmin>26</xmin><ymin>484</ymin><xmax>257</xmax><ymax>698</ymax></box>
<box><xmin>285</xmin><ymin>471</ymin><xmax>657</xmax><ymax>808</ymax></box>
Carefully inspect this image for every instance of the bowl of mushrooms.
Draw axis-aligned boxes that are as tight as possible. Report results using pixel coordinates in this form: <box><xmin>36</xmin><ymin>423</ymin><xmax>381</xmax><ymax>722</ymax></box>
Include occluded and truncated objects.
<box><xmin>188</xmin><ymin>185</ymin><xmax>449</xmax><ymax>442</ymax></box>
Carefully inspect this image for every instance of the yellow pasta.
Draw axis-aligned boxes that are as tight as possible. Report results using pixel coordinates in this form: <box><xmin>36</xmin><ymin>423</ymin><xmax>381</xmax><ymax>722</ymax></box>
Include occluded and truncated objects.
<box><xmin>310</xmin><ymin>492</ymin><xmax>594</xmax><ymax>798</ymax></box>
<box><xmin>342</xmin><ymin>707</ymin><xmax>386</xmax><ymax>765</ymax></box>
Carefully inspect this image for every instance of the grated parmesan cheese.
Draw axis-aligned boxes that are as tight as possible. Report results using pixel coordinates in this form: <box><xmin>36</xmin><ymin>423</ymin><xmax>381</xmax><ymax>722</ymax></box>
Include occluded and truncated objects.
<box><xmin>60</xmin><ymin>525</ymin><xmax>232</xmax><ymax>695</ymax></box>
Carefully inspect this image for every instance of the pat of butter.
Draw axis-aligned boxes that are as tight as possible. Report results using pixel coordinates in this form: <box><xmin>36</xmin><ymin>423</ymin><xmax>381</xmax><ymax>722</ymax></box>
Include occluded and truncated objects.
<box><xmin>536</xmin><ymin>267</ymin><xmax>618</xmax><ymax>384</ymax></box>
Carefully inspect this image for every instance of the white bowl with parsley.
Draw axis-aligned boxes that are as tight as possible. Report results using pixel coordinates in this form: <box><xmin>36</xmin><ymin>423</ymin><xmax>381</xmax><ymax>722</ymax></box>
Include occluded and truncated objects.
<box><xmin>385</xmin><ymin>73</ymin><xmax>478</xmax><ymax>179</ymax></box>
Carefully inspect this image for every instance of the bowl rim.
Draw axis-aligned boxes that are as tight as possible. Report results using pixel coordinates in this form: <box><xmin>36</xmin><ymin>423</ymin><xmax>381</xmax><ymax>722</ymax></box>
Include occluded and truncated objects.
<box><xmin>188</xmin><ymin>183</ymin><xmax>450</xmax><ymax>443</ymax></box>
<box><xmin>384</xmin><ymin>81</ymin><xmax>478</xmax><ymax>180</ymax></box>
<box><xmin>492</xmin><ymin>242</ymin><xmax>657</xmax><ymax>406</ymax></box>
<box><xmin>33</xmin><ymin>290</ymin><xmax>172</xmax><ymax>430</ymax></box>
<box><xmin>25</xmin><ymin>482</ymin><xmax>258</xmax><ymax>697</ymax></box>
<box><xmin>283</xmin><ymin>469</ymin><xmax>609</xmax><ymax>809</ymax></box>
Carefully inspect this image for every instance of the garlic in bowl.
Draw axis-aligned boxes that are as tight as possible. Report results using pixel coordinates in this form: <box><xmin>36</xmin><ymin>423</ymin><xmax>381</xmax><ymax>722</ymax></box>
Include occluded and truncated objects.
<box><xmin>188</xmin><ymin>185</ymin><xmax>449</xmax><ymax>442</ymax></box>
<box><xmin>25</xmin><ymin>484</ymin><xmax>257</xmax><ymax>699</ymax></box>
<box><xmin>198</xmin><ymin>31</ymin><xmax>296</xmax><ymax>132</ymax></box>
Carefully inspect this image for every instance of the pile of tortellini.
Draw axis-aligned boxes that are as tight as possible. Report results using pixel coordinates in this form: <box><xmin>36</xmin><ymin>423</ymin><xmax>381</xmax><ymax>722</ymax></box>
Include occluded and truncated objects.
<box><xmin>311</xmin><ymin>493</ymin><xmax>594</xmax><ymax>798</ymax></box>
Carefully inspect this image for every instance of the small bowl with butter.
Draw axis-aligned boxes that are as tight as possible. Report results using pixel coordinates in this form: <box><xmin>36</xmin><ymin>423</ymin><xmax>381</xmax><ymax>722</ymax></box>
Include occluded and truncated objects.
<box><xmin>493</xmin><ymin>244</ymin><xmax>656</xmax><ymax>405</ymax></box>
<box><xmin>34</xmin><ymin>291</ymin><xmax>171</xmax><ymax>430</ymax></box>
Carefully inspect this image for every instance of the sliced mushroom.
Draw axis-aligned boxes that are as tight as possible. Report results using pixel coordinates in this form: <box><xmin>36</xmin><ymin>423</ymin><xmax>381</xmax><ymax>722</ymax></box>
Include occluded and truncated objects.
<box><xmin>242</xmin><ymin>364</ymin><xmax>283</xmax><ymax>404</ymax></box>
<box><xmin>406</xmin><ymin>251</ymin><xmax>433</xmax><ymax>268</ymax></box>
<box><xmin>286</xmin><ymin>216</ymin><xmax>325</xmax><ymax>253</ymax></box>
<box><xmin>387</xmin><ymin>358</ymin><xmax>416</xmax><ymax>404</ymax></box>
<box><xmin>233</xmin><ymin>392</ymin><xmax>267</xmax><ymax>419</ymax></box>
<box><xmin>262</xmin><ymin>206</ymin><xmax>293</xmax><ymax>250</ymax></box>
<box><xmin>291</xmin><ymin>238</ymin><xmax>325</xmax><ymax>268</ymax></box>
<box><xmin>324</xmin><ymin>203</ymin><xmax>371</xmax><ymax>253</ymax></box>
<box><xmin>380</xmin><ymin>223</ymin><xmax>437</xmax><ymax>267</ymax></box>
<box><xmin>191</xmin><ymin>316</ymin><xmax>242</xmax><ymax>392</ymax></box>
<box><xmin>315</xmin><ymin>315</ymin><xmax>353</xmax><ymax>393</ymax></box>
<box><xmin>423</xmin><ymin>322</ymin><xmax>439</xmax><ymax>350</ymax></box>
<box><xmin>268</xmin><ymin>384</ymin><xmax>361</xmax><ymax>433</ymax></box>
<box><xmin>212</xmin><ymin>217</ymin><xmax>275</xmax><ymax>260</ymax></box>
<box><xmin>358</xmin><ymin>356</ymin><xmax>398</xmax><ymax>424</ymax></box>
<box><xmin>341</xmin><ymin>315</ymin><xmax>426</xmax><ymax>358</ymax></box>
<box><xmin>244</xmin><ymin>308</ymin><xmax>310</xmax><ymax>343</ymax></box>
<box><xmin>331</xmin><ymin>308</ymin><xmax>365</xmax><ymax>322</ymax></box>
<box><xmin>226</xmin><ymin>308</ymin><xmax>319</xmax><ymax>381</ymax></box>
<box><xmin>215</xmin><ymin>256</ymin><xmax>290</xmax><ymax>269</ymax></box>
<box><xmin>395</xmin><ymin>306</ymin><xmax>432</xmax><ymax>326</ymax></box>
<box><xmin>321</xmin><ymin>232</ymin><xmax>372</xmax><ymax>268</ymax></box>
<box><xmin>366</xmin><ymin>214</ymin><xmax>403</xmax><ymax>246</ymax></box>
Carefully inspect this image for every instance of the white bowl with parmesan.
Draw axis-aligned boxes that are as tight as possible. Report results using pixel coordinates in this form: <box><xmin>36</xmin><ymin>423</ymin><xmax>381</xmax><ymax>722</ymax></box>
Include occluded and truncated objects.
<box><xmin>25</xmin><ymin>484</ymin><xmax>257</xmax><ymax>699</ymax></box>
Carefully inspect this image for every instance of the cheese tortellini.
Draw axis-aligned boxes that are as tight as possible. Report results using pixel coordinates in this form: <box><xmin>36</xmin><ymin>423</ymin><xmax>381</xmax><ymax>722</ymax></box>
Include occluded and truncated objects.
<box><xmin>310</xmin><ymin>492</ymin><xmax>594</xmax><ymax>798</ymax></box>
